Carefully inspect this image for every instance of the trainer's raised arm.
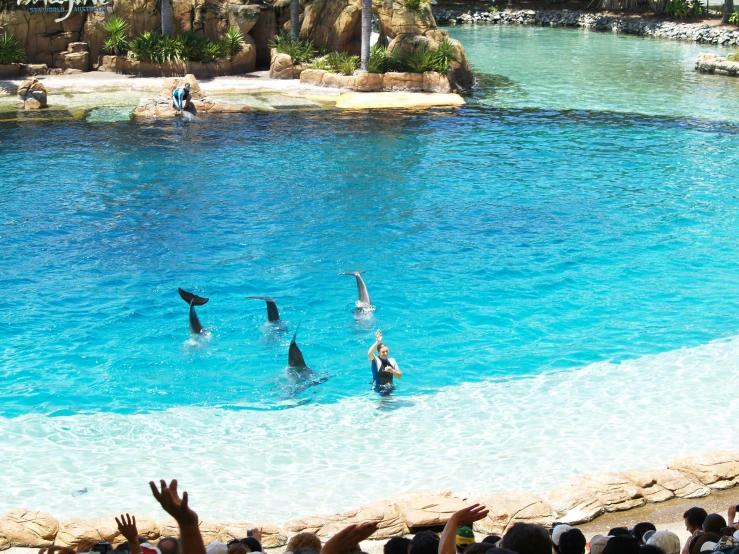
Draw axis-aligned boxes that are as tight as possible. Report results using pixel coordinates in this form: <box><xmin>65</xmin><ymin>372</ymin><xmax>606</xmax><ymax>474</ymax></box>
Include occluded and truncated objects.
<box><xmin>367</xmin><ymin>329</ymin><xmax>382</xmax><ymax>361</ymax></box>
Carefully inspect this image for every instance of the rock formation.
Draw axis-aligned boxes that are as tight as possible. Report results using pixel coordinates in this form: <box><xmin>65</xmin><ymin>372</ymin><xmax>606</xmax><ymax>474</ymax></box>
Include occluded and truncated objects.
<box><xmin>16</xmin><ymin>77</ymin><xmax>48</xmax><ymax>109</ymax></box>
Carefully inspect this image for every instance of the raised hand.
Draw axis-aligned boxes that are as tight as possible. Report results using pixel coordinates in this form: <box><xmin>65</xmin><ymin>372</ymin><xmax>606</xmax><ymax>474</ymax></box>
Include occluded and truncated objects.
<box><xmin>450</xmin><ymin>503</ymin><xmax>489</xmax><ymax>527</ymax></box>
<box><xmin>115</xmin><ymin>514</ymin><xmax>139</xmax><ymax>543</ymax></box>
<box><xmin>375</xmin><ymin>330</ymin><xmax>382</xmax><ymax>343</ymax></box>
<box><xmin>322</xmin><ymin>522</ymin><xmax>379</xmax><ymax>554</ymax></box>
<box><xmin>250</xmin><ymin>528</ymin><xmax>263</xmax><ymax>544</ymax></box>
<box><xmin>149</xmin><ymin>479</ymin><xmax>199</xmax><ymax>526</ymax></box>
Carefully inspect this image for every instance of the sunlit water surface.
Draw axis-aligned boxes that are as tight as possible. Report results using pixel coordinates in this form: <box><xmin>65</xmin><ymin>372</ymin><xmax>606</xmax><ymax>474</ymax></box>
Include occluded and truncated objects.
<box><xmin>2</xmin><ymin>26</ymin><xmax>739</xmax><ymax>522</ymax></box>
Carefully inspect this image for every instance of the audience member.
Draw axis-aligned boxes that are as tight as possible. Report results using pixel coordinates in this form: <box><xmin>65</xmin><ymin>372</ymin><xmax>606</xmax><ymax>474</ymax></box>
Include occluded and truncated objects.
<box><xmin>499</xmin><ymin>523</ymin><xmax>551</xmax><ymax>554</ymax></box>
<box><xmin>456</xmin><ymin>527</ymin><xmax>476</xmax><ymax>553</ymax></box>
<box><xmin>288</xmin><ymin>532</ymin><xmax>322</xmax><ymax>554</ymax></box>
<box><xmin>240</xmin><ymin>539</ymin><xmax>262</xmax><ymax>554</ymax></box>
<box><xmin>603</xmin><ymin>536</ymin><xmax>640</xmax><ymax>554</ymax></box>
<box><xmin>646</xmin><ymin>531</ymin><xmax>680</xmax><ymax>554</ymax></box>
<box><xmin>293</xmin><ymin>548</ymin><xmax>320</xmax><ymax>554</ymax></box>
<box><xmin>643</xmin><ymin>532</ymin><xmax>657</xmax><ymax>545</ymax></box>
<box><xmin>409</xmin><ymin>531</ymin><xmax>439</xmax><ymax>554</ymax></box>
<box><xmin>703</xmin><ymin>515</ymin><xmax>727</xmax><ymax>535</ymax></box>
<box><xmin>205</xmin><ymin>543</ymin><xmax>227</xmax><ymax>554</ymax></box>
<box><xmin>609</xmin><ymin>529</ymin><xmax>633</xmax><ymax>538</ymax></box>
<box><xmin>439</xmin><ymin>504</ymin><xmax>489</xmax><ymax>554</ymax></box>
<box><xmin>689</xmin><ymin>533</ymin><xmax>720</xmax><ymax>554</ymax></box>
<box><xmin>683</xmin><ymin>508</ymin><xmax>709</xmax><ymax>554</ymax></box>
<box><xmin>226</xmin><ymin>544</ymin><xmax>247</xmax><ymax>554</ymax></box>
<box><xmin>729</xmin><ymin>505</ymin><xmax>739</xmax><ymax>531</ymax></box>
<box><xmin>552</xmin><ymin>524</ymin><xmax>574</xmax><ymax>554</ymax></box>
<box><xmin>158</xmin><ymin>538</ymin><xmax>181</xmax><ymax>554</ymax></box>
<box><xmin>590</xmin><ymin>535</ymin><xmax>612</xmax><ymax>554</ymax></box>
<box><xmin>559</xmin><ymin>528</ymin><xmax>586</xmax><ymax>554</ymax></box>
<box><xmin>483</xmin><ymin>549</ymin><xmax>517</xmax><ymax>554</ymax></box>
<box><xmin>480</xmin><ymin>536</ymin><xmax>500</xmax><ymax>545</ymax></box>
<box><xmin>633</xmin><ymin>524</ymin><xmax>657</xmax><ymax>545</ymax></box>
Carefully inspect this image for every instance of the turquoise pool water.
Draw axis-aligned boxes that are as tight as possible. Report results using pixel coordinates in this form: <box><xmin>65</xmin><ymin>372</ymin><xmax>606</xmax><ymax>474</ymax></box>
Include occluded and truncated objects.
<box><xmin>2</xmin><ymin>26</ymin><xmax>739</xmax><ymax>522</ymax></box>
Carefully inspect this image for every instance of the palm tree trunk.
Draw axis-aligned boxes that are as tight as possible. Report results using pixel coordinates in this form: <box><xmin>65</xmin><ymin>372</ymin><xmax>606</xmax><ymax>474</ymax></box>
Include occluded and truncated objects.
<box><xmin>161</xmin><ymin>0</ymin><xmax>173</xmax><ymax>37</ymax></box>
<box><xmin>291</xmin><ymin>0</ymin><xmax>300</xmax><ymax>38</ymax></box>
<box><xmin>360</xmin><ymin>0</ymin><xmax>372</xmax><ymax>71</ymax></box>
<box><xmin>724</xmin><ymin>0</ymin><xmax>734</xmax><ymax>23</ymax></box>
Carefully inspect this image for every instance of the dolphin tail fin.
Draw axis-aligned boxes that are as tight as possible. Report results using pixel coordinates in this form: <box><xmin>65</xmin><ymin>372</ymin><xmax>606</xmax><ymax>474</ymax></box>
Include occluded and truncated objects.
<box><xmin>246</xmin><ymin>296</ymin><xmax>280</xmax><ymax>322</ymax></box>
<box><xmin>179</xmin><ymin>288</ymin><xmax>209</xmax><ymax>306</ymax></box>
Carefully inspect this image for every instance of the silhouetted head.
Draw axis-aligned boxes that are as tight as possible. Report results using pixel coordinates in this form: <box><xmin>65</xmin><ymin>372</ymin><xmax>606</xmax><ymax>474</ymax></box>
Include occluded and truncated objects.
<box><xmin>683</xmin><ymin>507</ymin><xmax>708</xmax><ymax>534</ymax></box>
<box><xmin>158</xmin><ymin>538</ymin><xmax>181</xmax><ymax>554</ymax></box>
<box><xmin>633</xmin><ymin>524</ymin><xmax>657</xmax><ymax>544</ymax></box>
<box><xmin>287</xmin><ymin>533</ymin><xmax>322</xmax><ymax>554</ymax></box>
<box><xmin>639</xmin><ymin>546</ymin><xmax>664</xmax><ymax>554</ymax></box>
<box><xmin>603</xmin><ymin>535</ymin><xmax>640</xmax><ymax>554</ymax></box>
<box><xmin>609</xmin><ymin>528</ymin><xmax>632</xmax><ymax>538</ymax></box>
<box><xmin>559</xmin><ymin>529</ymin><xmax>586</xmax><ymax>554</ymax></box>
<box><xmin>703</xmin><ymin>514</ymin><xmax>727</xmax><ymax>534</ymax></box>
<box><xmin>500</xmin><ymin>523</ymin><xmax>551</xmax><ymax>554</ymax></box>
<box><xmin>409</xmin><ymin>531</ymin><xmax>440</xmax><ymax>554</ymax></box>
<box><xmin>384</xmin><ymin>537</ymin><xmax>411</xmax><ymax>554</ymax></box>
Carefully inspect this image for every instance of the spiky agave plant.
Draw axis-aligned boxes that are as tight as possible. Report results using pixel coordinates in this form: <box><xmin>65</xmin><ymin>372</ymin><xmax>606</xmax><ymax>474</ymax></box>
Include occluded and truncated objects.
<box><xmin>0</xmin><ymin>31</ymin><xmax>25</xmax><ymax>64</ymax></box>
<box><xmin>102</xmin><ymin>16</ymin><xmax>130</xmax><ymax>56</ymax></box>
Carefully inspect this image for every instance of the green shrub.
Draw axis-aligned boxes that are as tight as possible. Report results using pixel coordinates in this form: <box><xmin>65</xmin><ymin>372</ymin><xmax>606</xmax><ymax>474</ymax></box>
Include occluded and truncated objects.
<box><xmin>729</xmin><ymin>8</ymin><xmax>739</xmax><ymax>24</ymax></box>
<box><xmin>0</xmin><ymin>31</ymin><xmax>24</xmax><ymax>64</ymax></box>
<box><xmin>368</xmin><ymin>43</ymin><xmax>399</xmax><ymax>73</ymax></box>
<box><xmin>403</xmin><ymin>47</ymin><xmax>436</xmax><ymax>73</ymax></box>
<box><xmin>102</xmin><ymin>16</ymin><xmax>130</xmax><ymax>56</ymax></box>
<box><xmin>130</xmin><ymin>31</ymin><xmax>236</xmax><ymax>63</ymax></box>
<box><xmin>728</xmin><ymin>51</ymin><xmax>739</xmax><ymax>60</ymax></box>
<box><xmin>221</xmin><ymin>26</ymin><xmax>245</xmax><ymax>59</ymax></box>
<box><xmin>487</xmin><ymin>5</ymin><xmax>499</xmax><ymax>11</ymax></box>
<box><xmin>311</xmin><ymin>51</ymin><xmax>359</xmax><ymax>75</ymax></box>
<box><xmin>269</xmin><ymin>31</ymin><xmax>315</xmax><ymax>64</ymax></box>
<box><xmin>431</xmin><ymin>38</ymin><xmax>460</xmax><ymax>73</ymax></box>
<box><xmin>405</xmin><ymin>0</ymin><xmax>425</xmax><ymax>9</ymax></box>
<box><xmin>665</xmin><ymin>0</ymin><xmax>704</xmax><ymax>18</ymax></box>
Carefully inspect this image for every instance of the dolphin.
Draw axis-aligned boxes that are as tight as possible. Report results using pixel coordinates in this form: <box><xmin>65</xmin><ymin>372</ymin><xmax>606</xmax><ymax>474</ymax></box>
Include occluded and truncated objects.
<box><xmin>288</xmin><ymin>324</ymin><xmax>307</xmax><ymax>370</ymax></box>
<box><xmin>341</xmin><ymin>271</ymin><xmax>371</xmax><ymax>305</ymax></box>
<box><xmin>246</xmin><ymin>296</ymin><xmax>280</xmax><ymax>322</ymax></box>
<box><xmin>178</xmin><ymin>288</ymin><xmax>209</xmax><ymax>334</ymax></box>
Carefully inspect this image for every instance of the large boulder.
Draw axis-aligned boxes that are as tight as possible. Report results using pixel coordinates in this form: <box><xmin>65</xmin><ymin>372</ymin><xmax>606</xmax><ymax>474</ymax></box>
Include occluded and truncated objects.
<box><xmin>376</xmin><ymin>0</ymin><xmax>436</xmax><ymax>38</ymax></box>
<box><xmin>382</xmin><ymin>71</ymin><xmax>423</xmax><ymax>91</ymax></box>
<box><xmin>473</xmin><ymin>492</ymin><xmax>554</xmax><ymax>535</ymax></box>
<box><xmin>668</xmin><ymin>451</ymin><xmax>739</xmax><ymax>489</ymax></box>
<box><xmin>16</xmin><ymin>77</ymin><xmax>48</xmax><ymax>109</ymax></box>
<box><xmin>0</xmin><ymin>509</ymin><xmax>59</xmax><ymax>547</ymax></box>
<box><xmin>228</xmin><ymin>3</ymin><xmax>263</xmax><ymax>35</ymax></box>
<box><xmin>286</xmin><ymin>499</ymin><xmax>407</xmax><ymax>540</ymax></box>
<box><xmin>620</xmin><ymin>468</ymin><xmax>710</xmax><ymax>500</ymax></box>
<box><xmin>56</xmin><ymin>518</ymin><xmax>120</xmax><ymax>547</ymax></box>
<box><xmin>543</xmin><ymin>473</ymin><xmax>646</xmax><ymax>525</ymax></box>
<box><xmin>300</xmin><ymin>0</ymin><xmax>361</xmax><ymax>52</ymax></box>
<box><xmin>159</xmin><ymin>520</ymin><xmax>221</xmax><ymax>545</ymax></box>
<box><xmin>231</xmin><ymin>34</ymin><xmax>258</xmax><ymax>73</ymax></box>
<box><xmin>219</xmin><ymin>523</ymin><xmax>287</xmax><ymax>548</ymax></box>
<box><xmin>270</xmin><ymin>51</ymin><xmax>295</xmax><ymax>79</ymax></box>
<box><xmin>386</xmin><ymin>34</ymin><xmax>473</xmax><ymax>91</ymax></box>
<box><xmin>391</xmin><ymin>490</ymin><xmax>469</xmax><ymax>529</ymax></box>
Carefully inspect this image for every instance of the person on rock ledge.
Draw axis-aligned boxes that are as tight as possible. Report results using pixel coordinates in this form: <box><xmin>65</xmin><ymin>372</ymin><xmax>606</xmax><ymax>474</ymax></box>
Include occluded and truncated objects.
<box><xmin>172</xmin><ymin>83</ymin><xmax>192</xmax><ymax>115</ymax></box>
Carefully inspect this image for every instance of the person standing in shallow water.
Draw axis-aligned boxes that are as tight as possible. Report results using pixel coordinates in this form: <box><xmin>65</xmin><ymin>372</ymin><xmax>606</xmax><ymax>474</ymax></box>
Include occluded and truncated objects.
<box><xmin>368</xmin><ymin>329</ymin><xmax>402</xmax><ymax>393</ymax></box>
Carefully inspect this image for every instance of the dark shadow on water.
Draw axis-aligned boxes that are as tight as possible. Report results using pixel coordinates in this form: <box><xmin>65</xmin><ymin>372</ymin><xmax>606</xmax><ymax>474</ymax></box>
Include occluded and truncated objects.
<box><xmin>374</xmin><ymin>395</ymin><xmax>414</xmax><ymax>411</ymax></box>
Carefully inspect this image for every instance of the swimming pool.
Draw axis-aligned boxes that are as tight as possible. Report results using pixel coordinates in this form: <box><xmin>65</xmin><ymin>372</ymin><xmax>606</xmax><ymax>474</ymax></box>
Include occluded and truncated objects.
<box><xmin>2</xmin><ymin>25</ymin><xmax>739</xmax><ymax>523</ymax></box>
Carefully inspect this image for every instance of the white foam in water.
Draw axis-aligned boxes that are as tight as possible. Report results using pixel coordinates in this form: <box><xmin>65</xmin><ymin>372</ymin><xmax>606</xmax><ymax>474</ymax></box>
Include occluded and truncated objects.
<box><xmin>3</xmin><ymin>336</ymin><xmax>739</xmax><ymax>522</ymax></box>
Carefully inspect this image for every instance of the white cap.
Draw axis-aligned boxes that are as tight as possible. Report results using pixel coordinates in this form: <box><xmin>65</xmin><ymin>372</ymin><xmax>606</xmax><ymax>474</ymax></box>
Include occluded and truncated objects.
<box><xmin>552</xmin><ymin>524</ymin><xmax>574</xmax><ymax>546</ymax></box>
<box><xmin>699</xmin><ymin>542</ymin><xmax>716</xmax><ymax>552</ymax></box>
<box><xmin>206</xmin><ymin>542</ymin><xmax>228</xmax><ymax>554</ymax></box>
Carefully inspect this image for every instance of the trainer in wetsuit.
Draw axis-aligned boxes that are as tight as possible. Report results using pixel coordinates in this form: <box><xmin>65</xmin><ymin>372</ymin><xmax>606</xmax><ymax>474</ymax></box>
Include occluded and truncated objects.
<box><xmin>172</xmin><ymin>82</ymin><xmax>192</xmax><ymax>114</ymax></box>
<box><xmin>367</xmin><ymin>329</ymin><xmax>402</xmax><ymax>393</ymax></box>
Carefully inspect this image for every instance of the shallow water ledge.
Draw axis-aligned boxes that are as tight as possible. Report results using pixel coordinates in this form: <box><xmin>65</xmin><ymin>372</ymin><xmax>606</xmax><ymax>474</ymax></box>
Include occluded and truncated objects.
<box><xmin>1</xmin><ymin>450</ymin><xmax>737</xmax><ymax>550</ymax></box>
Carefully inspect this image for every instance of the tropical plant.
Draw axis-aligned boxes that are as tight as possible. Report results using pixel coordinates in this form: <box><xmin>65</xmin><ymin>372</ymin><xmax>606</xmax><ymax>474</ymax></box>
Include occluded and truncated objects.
<box><xmin>405</xmin><ymin>0</ymin><xmax>425</xmax><ymax>9</ymax></box>
<box><xmin>269</xmin><ymin>31</ymin><xmax>315</xmax><ymax>64</ymax></box>
<box><xmin>129</xmin><ymin>31</ymin><xmax>231</xmax><ymax>63</ymax></box>
<box><xmin>729</xmin><ymin>7</ymin><xmax>739</xmax><ymax>22</ymax></box>
<box><xmin>0</xmin><ymin>31</ymin><xmax>25</xmax><ymax>64</ymax></box>
<box><xmin>665</xmin><ymin>0</ymin><xmax>705</xmax><ymax>18</ymax></box>
<box><xmin>221</xmin><ymin>26</ymin><xmax>245</xmax><ymax>58</ymax></box>
<box><xmin>487</xmin><ymin>6</ymin><xmax>499</xmax><ymax>11</ymax></box>
<box><xmin>368</xmin><ymin>43</ymin><xmax>398</xmax><ymax>73</ymax></box>
<box><xmin>102</xmin><ymin>16</ymin><xmax>130</xmax><ymax>56</ymax></box>
<box><xmin>312</xmin><ymin>51</ymin><xmax>359</xmax><ymax>75</ymax></box>
<box><xmin>431</xmin><ymin>38</ymin><xmax>460</xmax><ymax>73</ymax></box>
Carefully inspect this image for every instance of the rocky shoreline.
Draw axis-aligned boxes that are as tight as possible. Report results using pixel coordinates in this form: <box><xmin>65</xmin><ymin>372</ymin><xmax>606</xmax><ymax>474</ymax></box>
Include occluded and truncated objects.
<box><xmin>1</xmin><ymin>450</ymin><xmax>738</xmax><ymax>550</ymax></box>
<box><xmin>433</xmin><ymin>8</ymin><xmax>739</xmax><ymax>46</ymax></box>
